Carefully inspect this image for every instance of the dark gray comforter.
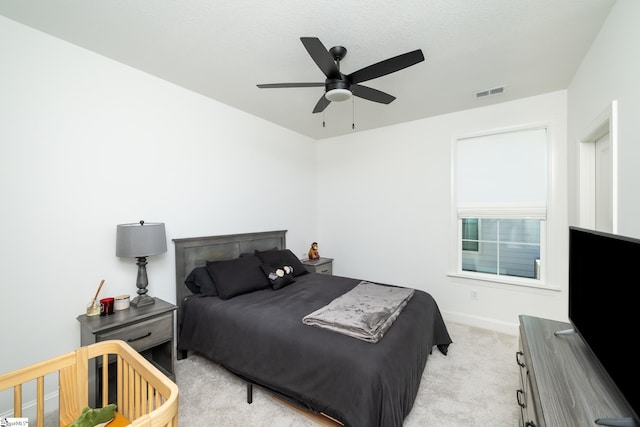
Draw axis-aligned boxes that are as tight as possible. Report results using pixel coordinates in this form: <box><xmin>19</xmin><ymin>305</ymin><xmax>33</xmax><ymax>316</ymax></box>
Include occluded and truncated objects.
<box><xmin>178</xmin><ymin>273</ymin><xmax>452</xmax><ymax>427</ymax></box>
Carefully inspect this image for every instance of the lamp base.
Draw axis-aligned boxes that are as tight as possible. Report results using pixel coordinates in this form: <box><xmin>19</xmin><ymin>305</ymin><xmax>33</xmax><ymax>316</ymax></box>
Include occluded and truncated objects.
<box><xmin>131</xmin><ymin>294</ymin><xmax>155</xmax><ymax>308</ymax></box>
<box><xmin>131</xmin><ymin>256</ymin><xmax>155</xmax><ymax>308</ymax></box>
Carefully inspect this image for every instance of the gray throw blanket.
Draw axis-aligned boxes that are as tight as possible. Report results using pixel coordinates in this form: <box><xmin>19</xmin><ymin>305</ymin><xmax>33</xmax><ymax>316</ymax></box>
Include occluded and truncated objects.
<box><xmin>302</xmin><ymin>281</ymin><xmax>415</xmax><ymax>343</ymax></box>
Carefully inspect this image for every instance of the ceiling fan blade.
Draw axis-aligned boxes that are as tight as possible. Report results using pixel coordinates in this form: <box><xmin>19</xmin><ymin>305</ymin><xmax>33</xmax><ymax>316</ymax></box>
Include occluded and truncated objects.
<box><xmin>351</xmin><ymin>84</ymin><xmax>396</xmax><ymax>104</ymax></box>
<box><xmin>347</xmin><ymin>49</ymin><xmax>425</xmax><ymax>84</ymax></box>
<box><xmin>301</xmin><ymin>37</ymin><xmax>340</xmax><ymax>79</ymax></box>
<box><xmin>257</xmin><ymin>83</ymin><xmax>324</xmax><ymax>88</ymax></box>
<box><xmin>312</xmin><ymin>94</ymin><xmax>331</xmax><ymax>114</ymax></box>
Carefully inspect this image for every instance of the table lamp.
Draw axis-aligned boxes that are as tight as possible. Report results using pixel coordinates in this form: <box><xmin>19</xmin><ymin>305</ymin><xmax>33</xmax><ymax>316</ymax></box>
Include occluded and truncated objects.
<box><xmin>116</xmin><ymin>220</ymin><xmax>167</xmax><ymax>307</ymax></box>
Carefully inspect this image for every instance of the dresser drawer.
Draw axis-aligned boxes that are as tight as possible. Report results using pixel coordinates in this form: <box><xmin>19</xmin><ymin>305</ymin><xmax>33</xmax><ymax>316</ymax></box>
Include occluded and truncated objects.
<box><xmin>97</xmin><ymin>315</ymin><xmax>172</xmax><ymax>352</ymax></box>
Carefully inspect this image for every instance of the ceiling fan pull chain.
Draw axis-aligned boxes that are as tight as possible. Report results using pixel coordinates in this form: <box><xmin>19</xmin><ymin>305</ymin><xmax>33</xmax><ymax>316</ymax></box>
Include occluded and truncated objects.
<box><xmin>323</xmin><ymin>110</ymin><xmax>326</xmax><ymax>128</ymax></box>
<box><xmin>352</xmin><ymin>97</ymin><xmax>355</xmax><ymax>130</ymax></box>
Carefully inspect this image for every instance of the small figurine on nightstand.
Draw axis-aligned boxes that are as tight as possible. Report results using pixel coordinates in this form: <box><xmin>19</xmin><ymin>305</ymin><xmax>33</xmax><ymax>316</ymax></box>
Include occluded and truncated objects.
<box><xmin>308</xmin><ymin>242</ymin><xmax>320</xmax><ymax>260</ymax></box>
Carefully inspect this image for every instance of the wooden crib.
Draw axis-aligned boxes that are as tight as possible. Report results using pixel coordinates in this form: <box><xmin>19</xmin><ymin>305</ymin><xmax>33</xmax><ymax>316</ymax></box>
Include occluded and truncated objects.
<box><xmin>0</xmin><ymin>339</ymin><xmax>178</xmax><ymax>427</ymax></box>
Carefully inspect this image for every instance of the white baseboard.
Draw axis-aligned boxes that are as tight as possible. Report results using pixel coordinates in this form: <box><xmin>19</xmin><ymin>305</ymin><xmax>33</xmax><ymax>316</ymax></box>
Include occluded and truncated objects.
<box><xmin>0</xmin><ymin>390</ymin><xmax>58</xmax><ymax>420</ymax></box>
<box><xmin>442</xmin><ymin>310</ymin><xmax>520</xmax><ymax>336</ymax></box>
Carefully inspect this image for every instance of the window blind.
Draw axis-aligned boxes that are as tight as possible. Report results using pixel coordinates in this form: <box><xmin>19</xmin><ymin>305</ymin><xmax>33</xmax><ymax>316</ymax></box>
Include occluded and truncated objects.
<box><xmin>456</xmin><ymin>128</ymin><xmax>547</xmax><ymax>219</ymax></box>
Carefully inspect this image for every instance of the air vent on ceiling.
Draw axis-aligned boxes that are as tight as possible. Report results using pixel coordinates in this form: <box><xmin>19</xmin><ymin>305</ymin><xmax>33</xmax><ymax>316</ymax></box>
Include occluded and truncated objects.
<box><xmin>474</xmin><ymin>85</ymin><xmax>506</xmax><ymax>99</ymax></box>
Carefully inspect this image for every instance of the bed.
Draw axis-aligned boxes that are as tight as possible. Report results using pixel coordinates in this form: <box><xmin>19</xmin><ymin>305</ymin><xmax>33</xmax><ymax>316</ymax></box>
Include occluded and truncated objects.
<box><xmin>173</xmin><ymin>230</ymin><xmax>451</xmax><ymax>427</ymax></box>
<box><xmin>0</xmin><ymin>339</ymin><xmax>178</xmax><ymax>427</ymax></box>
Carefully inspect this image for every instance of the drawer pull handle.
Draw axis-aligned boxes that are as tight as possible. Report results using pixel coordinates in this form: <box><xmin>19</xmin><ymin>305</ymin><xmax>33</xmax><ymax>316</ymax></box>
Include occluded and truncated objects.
<box><xmin>128</xmin><ymin>332</ymin><xmax>151</xmax><ymax>343</ymax></box>
<box><xmin>516</xmin><ymin>351</ymin><xmax>525</xmax><ymax>367</ymax></box>
<box><xmin>516</xmin><ymin>389</ymin><xmax>526</xmax><ymax>408</ymax></box>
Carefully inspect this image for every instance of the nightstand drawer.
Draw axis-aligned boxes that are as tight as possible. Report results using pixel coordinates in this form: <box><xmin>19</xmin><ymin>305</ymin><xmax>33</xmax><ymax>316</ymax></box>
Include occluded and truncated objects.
<box><xmin>97</xmin><ymin>315</ymin><xmax>172</xmax><ymax>352</ymax></box>
<box><xmin>314</xmin><ymin>263</ymin><xmax>332</xmax><ymax>275</ymax></box>
<box><xmin>302</xmin><ymin>257</ymin><xmax>334</xmax><ymax>275</ymax></box>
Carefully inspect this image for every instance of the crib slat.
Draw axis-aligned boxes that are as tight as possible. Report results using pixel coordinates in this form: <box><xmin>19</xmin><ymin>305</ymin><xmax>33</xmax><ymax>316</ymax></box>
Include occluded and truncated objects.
<box><xmin>13</xmin><ymin>384</ymin><xmax>22</xmax><ymax>417</ymax></box>
<box><xmin>100</xmin><ymin>353</ymin><xmax>109</xmax><ymax>408</ymax></box>
<box><xmin>36</xmin><ymin>376</ymin><xmax>44</xmax><ymax>427</ymax></box>
<box><xmin>129</xmin><ymin>364</ymin><xmax>137</xmax><ymax>420</ymax></box>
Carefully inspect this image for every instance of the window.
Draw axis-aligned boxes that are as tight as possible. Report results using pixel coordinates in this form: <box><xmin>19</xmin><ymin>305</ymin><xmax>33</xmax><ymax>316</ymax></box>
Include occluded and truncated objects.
<box><xmin>455</xmin><ymin>127</ymin><xmax>547</xmax><ymax>282</ymax></box>
<box><xmin>461</xmin><ymin>218</ymin><xmax>540</xmax><ymax>279</ymax></box>
<box><xmin>461</xmin><ymin>218</ymin><xmax>479</xmax><ymax>251</ymax></box>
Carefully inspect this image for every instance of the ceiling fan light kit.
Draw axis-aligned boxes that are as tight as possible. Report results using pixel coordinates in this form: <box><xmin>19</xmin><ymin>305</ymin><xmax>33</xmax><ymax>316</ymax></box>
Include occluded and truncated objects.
<box><xmin>257</xmin><ymin>37</ymin><xmax>425</xmax><ymax>115</ymax></box>
<box><xmin>325</xmin><ymin>78</ymin><xmax>352</xmax><ymax>102</ymax></box>
<box><xmin>325</xmin><ymin>88</ymin><xmax>352</xmax><ymax>102</ymax></box>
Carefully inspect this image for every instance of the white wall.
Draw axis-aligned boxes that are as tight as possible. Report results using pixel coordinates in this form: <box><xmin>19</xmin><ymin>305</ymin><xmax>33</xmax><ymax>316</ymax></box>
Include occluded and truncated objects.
<box><xmin>2</xmin><ymin>0</ymin><xmax>638</xmax><ymax>407</ymax></box>
<box><xmin>0</xmin><ymin>16</ymin><xmax>316</xmax><ymax>379</ymax></box>
<box><xmin>567</xmin><ymin>0</ymin><xmax>640</xmax><ymax>238</ymax></box>
<box><xmin>316</xmin><ymin>91</ymin><xmax>568</xmax><ymax>334</ymax></box>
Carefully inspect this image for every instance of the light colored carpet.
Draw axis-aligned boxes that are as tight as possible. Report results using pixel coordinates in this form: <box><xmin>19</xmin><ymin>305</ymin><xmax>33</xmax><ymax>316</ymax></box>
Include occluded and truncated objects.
<box><xmin>176</xmin><ymin>321</ymin><xmax>521</xmax><ymax>426</ymax></box>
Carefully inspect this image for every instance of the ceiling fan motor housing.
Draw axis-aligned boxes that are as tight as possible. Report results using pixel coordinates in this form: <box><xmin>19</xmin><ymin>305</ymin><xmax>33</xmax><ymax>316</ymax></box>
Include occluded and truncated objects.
<box><xmin>325</xmin><ymin>79</ymin><xmax>352</xmax><ymax>102</ymax></box>
<box><xmin>325</xmin><ymin>79</ymin><xmax>350</xmax><ymax>92</ymax></box>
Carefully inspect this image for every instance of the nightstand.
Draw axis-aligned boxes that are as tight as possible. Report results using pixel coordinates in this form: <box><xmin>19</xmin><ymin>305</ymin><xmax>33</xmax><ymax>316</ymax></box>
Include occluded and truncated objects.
<box><xmin>302</xmin><ymin>257</ymin><xmax>333</xmax><ymax>275</ymax></box>
<box><xmin>77</xmin><ymin>297</ymin><xmax>176</xmax><ymax>405</ymax></box>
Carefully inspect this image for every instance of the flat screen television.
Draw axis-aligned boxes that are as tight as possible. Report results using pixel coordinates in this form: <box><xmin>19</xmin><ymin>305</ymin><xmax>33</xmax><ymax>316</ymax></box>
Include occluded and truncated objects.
<box><xmin>568</xmin><ymin>226</ymin><xmax>639</xmax><ymax>426</ymax></box>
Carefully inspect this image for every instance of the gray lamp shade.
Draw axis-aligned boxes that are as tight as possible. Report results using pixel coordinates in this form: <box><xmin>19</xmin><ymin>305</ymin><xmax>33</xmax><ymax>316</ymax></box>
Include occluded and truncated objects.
<box><xmin>116</xmin><ymin>221</ymin><xmax>167</xmax><ymax>258</ymax></box>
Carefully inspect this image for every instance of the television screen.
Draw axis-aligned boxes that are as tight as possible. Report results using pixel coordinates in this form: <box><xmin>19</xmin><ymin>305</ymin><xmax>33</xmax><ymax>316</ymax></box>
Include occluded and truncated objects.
<box><xmin>569</xmin><ymin>226</ymin><xmax>639</xmax><ymax>423</ymax></box>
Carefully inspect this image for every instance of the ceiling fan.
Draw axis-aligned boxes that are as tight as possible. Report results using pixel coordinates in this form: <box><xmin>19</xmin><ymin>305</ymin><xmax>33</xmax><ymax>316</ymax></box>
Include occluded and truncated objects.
<box><xmin>257</xmin><ymin>37</ymin><xmax>425</xmax><ymax>114</ymax></box>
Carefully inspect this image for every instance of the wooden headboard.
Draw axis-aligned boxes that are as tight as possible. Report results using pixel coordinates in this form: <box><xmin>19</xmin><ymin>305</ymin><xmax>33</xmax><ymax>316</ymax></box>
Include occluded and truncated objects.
<box><xmin>172</xmin><ymin>230</ymin><xmax>287</xmax><ymax>330</ymax></box>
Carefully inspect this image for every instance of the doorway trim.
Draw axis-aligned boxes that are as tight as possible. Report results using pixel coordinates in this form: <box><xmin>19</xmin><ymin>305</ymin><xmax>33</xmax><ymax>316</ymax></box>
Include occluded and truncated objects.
<box><xmin>578</xmin><ymin>100</ymin><xmax>618</xmax><ymax>232</ymax></box>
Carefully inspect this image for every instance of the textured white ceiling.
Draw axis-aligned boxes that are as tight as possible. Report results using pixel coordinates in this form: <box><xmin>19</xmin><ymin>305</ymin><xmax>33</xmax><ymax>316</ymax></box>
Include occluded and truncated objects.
<box><xmin>0</xmin><ymin>0</ymin><xmax>616</xmax><ymax>140</ymax></box>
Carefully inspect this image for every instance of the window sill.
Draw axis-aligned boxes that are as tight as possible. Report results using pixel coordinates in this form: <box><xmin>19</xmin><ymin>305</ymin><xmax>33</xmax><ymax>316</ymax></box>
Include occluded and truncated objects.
<box><xmin>447</xmin><ymin>271</ymin><xmax>562</xmax><ymax>291</ymax></box>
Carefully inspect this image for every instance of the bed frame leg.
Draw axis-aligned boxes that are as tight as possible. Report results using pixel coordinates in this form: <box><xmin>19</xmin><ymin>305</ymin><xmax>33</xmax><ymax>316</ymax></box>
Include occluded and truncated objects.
<box><xmin>247</xmin><ymin>383</ymin><xmax>253</xmax><ymax>404</ymax></box>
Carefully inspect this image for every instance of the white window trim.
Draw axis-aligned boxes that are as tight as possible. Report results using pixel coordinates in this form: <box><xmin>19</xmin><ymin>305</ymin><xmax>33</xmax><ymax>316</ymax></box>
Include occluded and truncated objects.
<box><xmin>450</xmin><ymin>123</ymin><xmax>554</xmax><ymax>289</ymax></box>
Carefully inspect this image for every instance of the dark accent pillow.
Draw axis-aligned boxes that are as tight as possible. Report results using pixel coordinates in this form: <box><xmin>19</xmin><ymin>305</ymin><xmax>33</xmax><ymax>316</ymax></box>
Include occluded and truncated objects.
<box><xmin>184</xmin><ymin>266</ymin><xmax>217</xmax><ymax>296</ymax></box>
<box><xmin>260</xmin><ymin>264</ymin><xmax>296</xmax><ymax>290</ymax></box>
<box><xmin>206</xmin><ymin>255</ymin><xmax>270</xmax><ymax>300</ymax></box>
<box><xmin>254</xmin><ymin>249</ymin><xmax>309</xmax><ymax>277</ymax></box>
